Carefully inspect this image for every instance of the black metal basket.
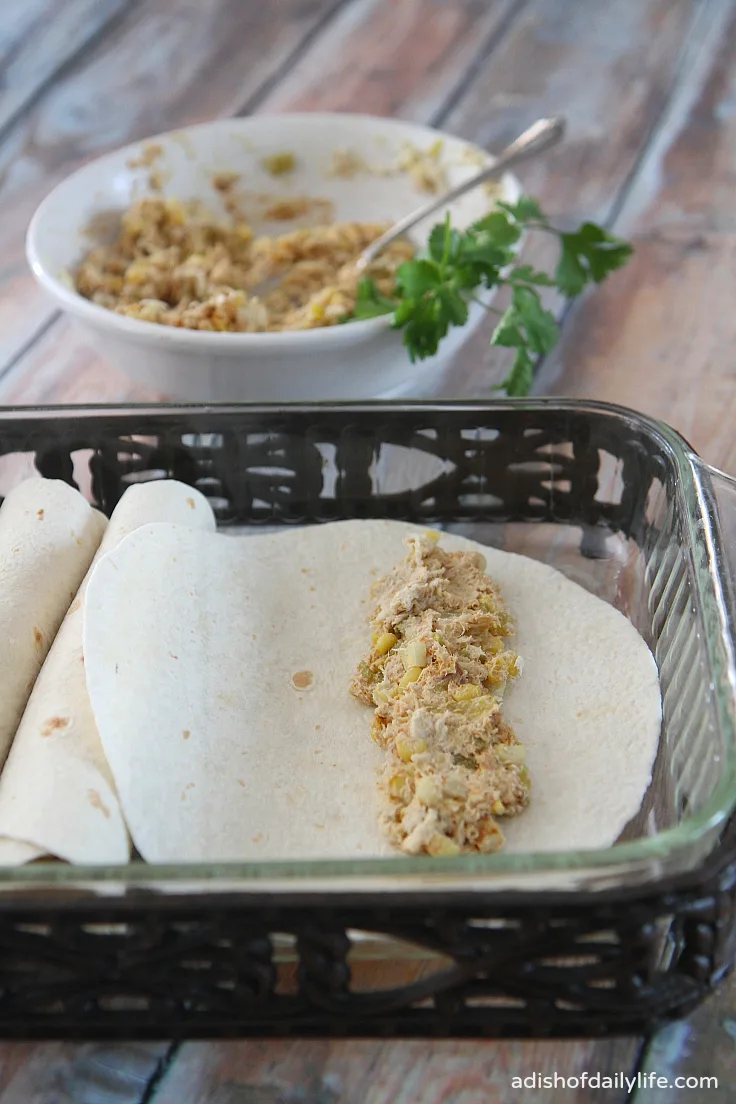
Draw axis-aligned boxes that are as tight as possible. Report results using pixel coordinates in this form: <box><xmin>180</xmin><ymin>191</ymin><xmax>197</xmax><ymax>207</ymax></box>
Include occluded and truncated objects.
<box><xmin>0</xmin><ymin>398</ymin><xmax>734</xmax><ymax>1041</ymax></box>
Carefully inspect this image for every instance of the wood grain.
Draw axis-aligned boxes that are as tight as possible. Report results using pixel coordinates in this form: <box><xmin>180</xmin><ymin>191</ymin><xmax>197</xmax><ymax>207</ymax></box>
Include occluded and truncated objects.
<box><xmin>0</xmin><ymin>1042</ymin><xmax>169</xmax><ymax>1103</ymax></box>
<box><xmin>546</xmin><ymin>0</ymin><xmax>736</xmax><ymax>469</ymax></box>
<box><xmin>152</xmin><ymin>1037</ymin><xmax>641</xmax><ymax>1104</ymax></box>
<box><xmin>0</xmin><ymin>0</ymin><xmax>133</xmax><ymax>136</ymax></box>
<box><xmin>0</xmin><ymin>0</ymin><xmax>348</xmax><ymax>371</ymax></box>
<box><xmin>635</xmin><ymin>989</ymin><xmax>731</xmax><ymax>1102</ymax></box>
<box><xmin>259</xmin><ymin>0</ymin><xmax>520</xmax><ymax>121</ymax></box>
<box><xmin>0</xmin><ymin>329</ymin><xmax>163</xmax><ymax>405</ymax></box>
<box><xmin>433</xmin><ymin>0</ymin><xmax>710</xmax><ymax>398</ymax></box>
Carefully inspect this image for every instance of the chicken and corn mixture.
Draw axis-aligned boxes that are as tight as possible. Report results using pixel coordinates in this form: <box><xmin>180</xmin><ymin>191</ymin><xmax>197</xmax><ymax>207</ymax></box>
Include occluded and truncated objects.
<box><xmin>351</xmin><ymin>532</ymin><xmax>530</xmax><ymax>857</ymax></box>
<box><xmin>74</xmin><ymin>197</ymin><xmax>414</xmax><ymax>333</ymax></box>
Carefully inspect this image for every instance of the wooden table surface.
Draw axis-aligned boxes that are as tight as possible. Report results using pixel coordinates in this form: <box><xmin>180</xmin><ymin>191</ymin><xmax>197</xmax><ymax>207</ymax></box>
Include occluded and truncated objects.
<box><xmin>1</xmin><ymin>0</ymin><xmax>735</xmax><ymax>1100</ymax></box>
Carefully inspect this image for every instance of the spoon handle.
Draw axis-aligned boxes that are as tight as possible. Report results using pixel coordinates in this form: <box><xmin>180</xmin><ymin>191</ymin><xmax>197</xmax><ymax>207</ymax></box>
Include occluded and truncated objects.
<box><xmin>356</xmin><ymin>116</ymin><xmax>566</xmax><ymax>271</ymax></box>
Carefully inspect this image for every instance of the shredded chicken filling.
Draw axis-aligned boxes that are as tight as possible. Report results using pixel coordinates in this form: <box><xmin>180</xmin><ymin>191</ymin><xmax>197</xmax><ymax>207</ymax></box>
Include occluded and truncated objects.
<box><xmin>74</xmin><ymin>197</ymin><xmax>414</xmax><ymax>333</ymax></box>
<box><xmin>351</xmin><ymin>532</ymin><xmax>530</xmax><ymax>856</ymax></box>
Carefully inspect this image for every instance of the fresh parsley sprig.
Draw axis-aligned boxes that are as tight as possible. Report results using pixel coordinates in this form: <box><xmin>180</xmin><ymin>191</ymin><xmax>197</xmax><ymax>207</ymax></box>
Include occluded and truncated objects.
<box><xmin>349</xmin><ymin>197</ymin><xmax>632</xmax><ymax>396</ymax></box>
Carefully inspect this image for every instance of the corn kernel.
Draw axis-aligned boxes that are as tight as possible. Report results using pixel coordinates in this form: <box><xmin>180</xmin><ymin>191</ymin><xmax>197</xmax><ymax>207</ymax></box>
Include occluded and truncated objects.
<box><xmin>492</xmin><ymin>799</ymin><xmax>505</xmax><ymax>816</ymax></box>
<box><xmin>404</xmin><ymin>641</ymin><xmax>427</xmax><ymax>669</ymax></box>
<box><xmin>443</xmin><ymin>774</ymin><xmax>468</xmax><ymax>799</ymax></box>
<box><xmin>396</xmin><ymin>736</ymin><xmax>427</xmax><ymax>762</ymax></box>
<box><xmin>398</xmin><ymin>666</ymin><xmax>423</xmax><ymax>689</ymax></box>
<box><xmin>427</xmin><ymin>834</ymin><xmax>461</xmax><ymax>857</ymax></box>
<box><xmin>423</xmin><ymin>529</ymin><xmax>440</xmax><ymax>543</ymax></box>
<box><xmin>388</xmin><ymin>774</ymin><xmax>409</xmax><ymax>799</ymax></box>
<box><xmin>497</xmin><ymin>744</ymin><xmax>526</xmax><ymax>765</ymax></box>
<box><xmin>369</xmin><ymin>719</ymin><xmax>384</xmax><ymax>744</ymax></box>
<box><xmin>466</xmin><ymin>696</ymin><xmax>495</xmax><ymax>718</ymax></box>
<box><xmin>415</xmin><ymin>776</ymin><xmax>440</xmax><ymax>807</ymax></box>
<box><xmin>452</xmin><ymin>683</ymin><xmax>483</xmax><ymax>701</ymax></box>
<box><xmin>375</xmin><ymin>632</ymin><xmax>398</xmax><ymax>656</ymax></box>
<box><xmin>124</xmin><ymin>262</ymin><xmax>150</xmax><ymax>285</ymax></box>
<box><xmin>262</xmin><ymin>152</ymin><xmax>296</xmax><ymax>176</ymax></box>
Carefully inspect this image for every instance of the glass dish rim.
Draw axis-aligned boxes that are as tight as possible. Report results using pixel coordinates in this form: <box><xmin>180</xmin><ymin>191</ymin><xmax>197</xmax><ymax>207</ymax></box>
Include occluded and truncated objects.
<box><xmin>0</xmin><ymin>396</ymin><xmax>734</xmax><ymax>890</ymax></box>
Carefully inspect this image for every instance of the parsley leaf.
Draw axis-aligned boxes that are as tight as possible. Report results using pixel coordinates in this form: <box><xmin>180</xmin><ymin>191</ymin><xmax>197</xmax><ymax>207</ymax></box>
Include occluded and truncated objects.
<box><xmin>395</xmin><ymin>259</ymin><xmax>441</xmax><ymax>298</ymax></box>
<box><xmin>491</xmin><ymin>288</ymin><xmax>557</xmax><ymax>353</ymax></box>
<box><xmin>437</xmin><ymin>286</ymin><xmax>469</xmax><ymax>327</ymax></box>
<box><xmin>556</xmin><ymin>223</ymin><xmax>633</xmax><ymax>296</ymax></box>
<box><xmin>343</xmin><ymin>196</ymin><xmax>633</xmax><ymax>396</ymax></box>
<box><xmin>427</xmin><ymin>219</ymin><xmax>462</xmax><ymax>265</ymax></box>
<box><xmin>511</xmin><ymin>286</ymin><xmax>559</xmax><ymax>355</ymax></box>
<box><xmin>456</xmin><ymin>232</ymin><xmax>511</xmax><ymax>285</ymax></box>
<box><xmin>507</xmin><ymin>264</ymin><xmax>556</xmax><ymax>287</ymax></box>
<box><xmin>399</xmin><ymin>295</ymin><xmax>449</xmax><ymax>361</ymax></box>
<box><xmin>351</xmin><ymin>277</ymin><xmax>397</xmax><ymax>319</ymax></box>
<box><xmin>497</xmin><ymin>196</ymin><xmax>547</xmax><ymax>224</ymax></box>
<box><xmin>469</xmin><ymin>210</ymin><xmax>522</xmax><ymax>246</ymax></box>
<box><xmin>503</xmin><ymin>348</ymin><xmax>535</xmax><ymax>397</ymax></box>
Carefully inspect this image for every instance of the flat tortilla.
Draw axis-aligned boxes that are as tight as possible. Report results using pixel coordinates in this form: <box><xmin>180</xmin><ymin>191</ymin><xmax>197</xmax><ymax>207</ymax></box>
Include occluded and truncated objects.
<box><xmin>83</xmin><ymin>518</ymin><xmax>661</xmax><ymax>863</ymax></box>
<box><xmin>0</xmin><ymin>481</ymin><xmax>216</xmax><ymax>865</ymax></box>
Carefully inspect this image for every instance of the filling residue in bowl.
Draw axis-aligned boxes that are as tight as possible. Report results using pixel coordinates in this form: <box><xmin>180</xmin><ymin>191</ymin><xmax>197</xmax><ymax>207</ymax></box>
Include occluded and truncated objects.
<box><xmin>74</xmin><ymin>188</ymin><xmax>415</xmax><ymax>333</ymax></box>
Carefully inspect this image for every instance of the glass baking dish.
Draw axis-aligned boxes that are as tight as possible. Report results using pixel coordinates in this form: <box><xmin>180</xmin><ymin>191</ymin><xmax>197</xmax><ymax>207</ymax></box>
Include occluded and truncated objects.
<box><xmin>2</xmin><ymin>397</ymin><xmax>736</xmax><ymax>1040</ymax></box>
<box><xmin>0</xmin><ymin>398</ymin><xmax>733</xmax><ymax>898</ymax></box>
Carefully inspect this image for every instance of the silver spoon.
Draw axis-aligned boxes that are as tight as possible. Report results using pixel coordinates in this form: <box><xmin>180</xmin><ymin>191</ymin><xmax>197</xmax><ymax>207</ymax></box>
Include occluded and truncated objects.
<box><xmin>355</xmin><ymin>115</ymin><xmax>566</xmax><ymax>273</ymax></box>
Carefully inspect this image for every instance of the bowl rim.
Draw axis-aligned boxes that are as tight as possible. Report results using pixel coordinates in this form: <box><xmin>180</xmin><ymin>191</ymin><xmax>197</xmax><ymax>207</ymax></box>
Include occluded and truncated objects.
<box><xmin>26</xmin><ymin>112</ymin><xmax>512</xmax><ymax>352</ymax></box>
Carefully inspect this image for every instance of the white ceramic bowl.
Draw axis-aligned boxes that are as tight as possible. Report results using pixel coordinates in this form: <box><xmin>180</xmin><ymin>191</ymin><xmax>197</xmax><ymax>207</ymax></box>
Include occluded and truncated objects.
<box><xmin>27</xmin><ymin>114</ymin><xmax>520</xmax><ymax>402</ymax></box>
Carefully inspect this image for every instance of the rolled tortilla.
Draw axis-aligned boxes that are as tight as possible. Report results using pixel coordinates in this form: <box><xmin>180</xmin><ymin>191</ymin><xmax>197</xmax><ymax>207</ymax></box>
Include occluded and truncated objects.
<box><xmin>0</xmin><ymin>481</ymin><xmax>216</xmax><ymax>865</ymax></box>
<box><xmin>0</xmin><ymin>479</ymin><xmax>106</xmax><ymax>865</ymax></box>
<box><xmin>0</xmin><ymin>479</ymin><xmax>106</xmax><ymax>767</ymax></box>
<box><xmin>83</xmin><ymin>518</ymin><xmax>662</xmax><ymax>863</ymax></box>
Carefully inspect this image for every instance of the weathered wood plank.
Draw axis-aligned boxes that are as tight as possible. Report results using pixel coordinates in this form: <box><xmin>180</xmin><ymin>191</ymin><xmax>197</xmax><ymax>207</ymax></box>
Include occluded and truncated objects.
<box><xmin>0</xmin><ymin>1042</ymin><xmax>169</xmax><ymax>1102</ymax></box>
<box><xmin>0</xmin><ymin>1044</ymin><xmax>36</xmax><ymax>1093</ymax></box>
<box><xmin>543</xmin><ymin>0</ymin><xmax>736</xmax><ymax>471</ymax></box>
<box><xmin>152</xmin><ymin>1037</ymin><xmax>641</xmax><ymax>1104</ymax></box>
<box><xmin>0</xmin><ymin>0</ymin><xmax>520</xmax><ymax>403</ymax></box>
<box><xmin>0</xmin><ymin>0</ymin><xmax>349</xmax><ymax>371</ymax></box>
<box><xmin>434</xmin><ymin>0</ymin><xmax>719</xmax><ymax>400</ymax></box>
<box><xmin>542</xmin><ymin>231</ymin><xmax>736</xmax><ymax>468</ymax></box>
<box><xmin>634</xmin><ymin>989</ymin><xmax>731</xmax><ymax>1103</ymax></box>
<box><xmin>0</xmin><ymin>0</ymin><xmax>133</xmax><ymax>137</ymax></box>
<box><xmin>260</xmin><ymin>0</ymin><xmax>520</xmax><ymax>121</ymax></box>
<box><xmin>0</xmin><ymin>328</ymin><xmax>161</xmax><ymax>405</ymax></box>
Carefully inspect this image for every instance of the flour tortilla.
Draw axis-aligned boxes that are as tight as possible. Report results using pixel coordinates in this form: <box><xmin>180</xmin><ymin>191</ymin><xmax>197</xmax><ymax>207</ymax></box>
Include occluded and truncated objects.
<box><xmin>0</xmin><ymin>481</ymin><xmax>216</xmax><ymax>865</ymax></box>
<box><xmin>0</xmin><ymin>479</ymin><xmax>106</xmax><ymax>764</ymax></box>
<box><xmin>83</xmin><ymin>518</ymin><xmax>662</xmax><ymax>863</ymax></box>
<box><xmin>0</xmin><ymin>479</ymin><xmax>107</xmax><ymax>863</ymax></box>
